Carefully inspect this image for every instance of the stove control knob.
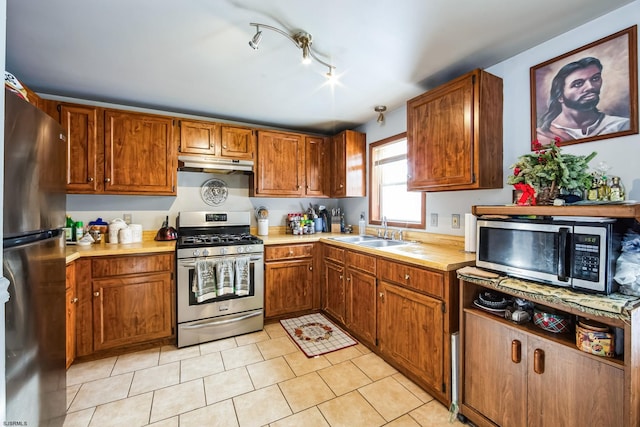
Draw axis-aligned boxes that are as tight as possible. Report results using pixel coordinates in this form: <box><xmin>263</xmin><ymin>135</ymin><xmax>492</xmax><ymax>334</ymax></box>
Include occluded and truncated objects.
<box><xmin>237</xmin><ymin>246</ymin><xmax>245</xmax><ymax>253</ymax></box>
<box><xmin>203</xmin><ymin>249</ymin><xmax>210</xmax><ymax>257</ymax></box>
<box><xmin>220</xmin><ymin>247</ymin><xmax>228</xmax><ymax>255</ymax></box>
<box><xmin>193</xmin><ymin>249</ymin><xmax>200</xmax><ymax>257</ymax></box>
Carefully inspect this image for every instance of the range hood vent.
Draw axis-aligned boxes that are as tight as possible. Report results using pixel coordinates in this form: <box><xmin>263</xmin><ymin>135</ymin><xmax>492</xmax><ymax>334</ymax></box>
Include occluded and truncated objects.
<box><xmin>178</xmin><ymin>155</ymin><xmax>254</xmax><ymax>175</ymax></box>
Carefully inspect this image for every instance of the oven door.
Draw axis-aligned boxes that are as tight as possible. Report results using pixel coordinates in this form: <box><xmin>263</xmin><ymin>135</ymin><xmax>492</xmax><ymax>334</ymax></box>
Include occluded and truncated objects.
<box><xmin>177</xmin><ymin>253</ymin><xmax>264</xmax><ymax>324</ymax></box>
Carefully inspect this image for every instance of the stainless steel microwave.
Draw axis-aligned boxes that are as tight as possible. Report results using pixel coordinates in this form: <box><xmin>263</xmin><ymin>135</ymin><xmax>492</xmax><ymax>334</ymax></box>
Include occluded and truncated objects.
<box><xmin>476</xmin><ymin>217</ymin><xmax>629</xmax><ymax>294</ymax></box>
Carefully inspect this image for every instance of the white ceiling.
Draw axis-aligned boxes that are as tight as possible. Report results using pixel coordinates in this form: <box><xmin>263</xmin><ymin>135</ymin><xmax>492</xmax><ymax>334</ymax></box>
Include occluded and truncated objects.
<box><xmin>6</xmin><ymin>0</ymin><xmax>635</xmax><ymax>135</ymax></box>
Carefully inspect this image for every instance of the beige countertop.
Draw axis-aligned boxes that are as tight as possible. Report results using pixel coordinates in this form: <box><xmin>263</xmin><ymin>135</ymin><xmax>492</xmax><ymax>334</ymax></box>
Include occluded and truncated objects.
<box><xmin>66</xmin><ymin>230</ymin><xmax>476</xmax><ymax>272</ymax></box>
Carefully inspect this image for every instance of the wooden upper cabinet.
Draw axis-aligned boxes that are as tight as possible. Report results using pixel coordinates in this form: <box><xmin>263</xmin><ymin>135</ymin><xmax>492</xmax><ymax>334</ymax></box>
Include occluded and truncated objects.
<box><xmin>330</xmin><ymin>130</ymin><xmax>366</xmax><ymax>197</ymax></box>
<box><xmin>305</xmin><ymin>136</ymin><xmax>327</xmax><ymax>197</ymax></box>
<box><xmin>221</xmin><ymin>125</ymin><xmax>255</xmax><ymax>160</ymax></box>
<box><xmin>252</xmin><ymin>130</ymin><xmax>305</xmax><ymax>197</ymax></box>
<box><xmin>61</xmin><ymin>104</ymin><xmax>101</xmax><ymax>192</ymax></box>
<box><xmin>104</xmin><ymin>110</ymin><xmax>177</xmax><ymax>195</ymax></box>
<box><xmin>407</xmin><ymin>69</ymin><xmax>503</xmax><ymax>191</ymax></box>
<box><xmin>178</xmin><ymin>121</ymin><xmax>255</xmax><ymax>160</ymax></box>
<box><xmin>178</xmin><ymin>120</ymin><xmax>220</xmax><ymax>156</ymax></box>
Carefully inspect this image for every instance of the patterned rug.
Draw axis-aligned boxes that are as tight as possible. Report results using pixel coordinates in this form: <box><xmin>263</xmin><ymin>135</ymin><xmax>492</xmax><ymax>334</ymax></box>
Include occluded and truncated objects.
<box><xmin>280</xmin><ymin>313</ymin><xmax>358</xmax><ymax>358</ymax></box>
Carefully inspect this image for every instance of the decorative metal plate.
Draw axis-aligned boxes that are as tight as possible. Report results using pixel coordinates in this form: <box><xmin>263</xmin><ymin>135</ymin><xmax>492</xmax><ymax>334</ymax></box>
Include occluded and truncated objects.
<box><xmin>201</xmin><ymin>178</ymin><xmax>228</xmax><ymax>206</ymax></box>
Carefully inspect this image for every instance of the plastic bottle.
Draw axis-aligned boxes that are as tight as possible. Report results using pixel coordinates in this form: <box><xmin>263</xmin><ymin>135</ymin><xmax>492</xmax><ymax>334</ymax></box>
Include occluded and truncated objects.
<box><xmin>75</xmin><ymin>221</ymin><xmax>84</xmax><ymax>241</ymax></box>
<box><xmin>359</xmin><ymin>212</ymin><xmax>366</xmax><ymax>236</ymax></box>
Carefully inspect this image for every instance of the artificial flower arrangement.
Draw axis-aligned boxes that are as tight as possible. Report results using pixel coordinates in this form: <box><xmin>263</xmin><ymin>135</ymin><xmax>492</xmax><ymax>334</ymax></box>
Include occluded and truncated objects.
<box><xmin>507</xmin><ymin>137</ymin><xmax>597</xmax><ymax>205</ymax></box>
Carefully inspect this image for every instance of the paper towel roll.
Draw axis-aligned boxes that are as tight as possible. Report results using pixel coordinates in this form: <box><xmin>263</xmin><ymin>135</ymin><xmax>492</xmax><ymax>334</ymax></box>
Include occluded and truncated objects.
<box><xmin>464</xmin><ymin>213</ymin><xmax>477</xmax><ymax>253</ymax></box>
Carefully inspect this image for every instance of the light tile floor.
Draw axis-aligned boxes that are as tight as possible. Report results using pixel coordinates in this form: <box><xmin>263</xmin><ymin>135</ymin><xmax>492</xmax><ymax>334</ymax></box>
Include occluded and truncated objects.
<box><xmin>63</xmin><ymin>322</ymin><xmax>465</xmax><ymax>427</ymax></box>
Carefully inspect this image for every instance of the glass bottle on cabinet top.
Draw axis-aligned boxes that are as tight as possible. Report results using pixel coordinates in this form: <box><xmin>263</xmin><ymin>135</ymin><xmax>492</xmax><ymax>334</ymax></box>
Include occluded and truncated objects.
<box><xmin>609</xmin><ymin>176</ymin><xmax>625</xmax><ymax>201</ymax></box>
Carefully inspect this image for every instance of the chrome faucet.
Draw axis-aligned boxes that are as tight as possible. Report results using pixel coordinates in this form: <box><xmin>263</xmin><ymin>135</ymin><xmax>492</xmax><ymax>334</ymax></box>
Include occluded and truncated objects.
<box><xmin>382</xmin><ymin>216</ymin><xmax>389</xmax><ymax>239</ymax></box>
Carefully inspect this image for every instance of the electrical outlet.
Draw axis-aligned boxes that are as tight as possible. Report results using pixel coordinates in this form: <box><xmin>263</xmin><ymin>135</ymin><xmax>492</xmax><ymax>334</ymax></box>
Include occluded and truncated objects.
<box><xmin>430</xmin><ymin>213</ymin><xmax>438</xmax><ymax>227</ymax></box>
<box><xmin>123</xmin><ymin>213</ymin><xmax>132</xmax><ymax>225</ymax></box>
<box><xmin>452</xmin><ymin>214</ymin><xmax>460</xmax><ymax>229</ymax></box>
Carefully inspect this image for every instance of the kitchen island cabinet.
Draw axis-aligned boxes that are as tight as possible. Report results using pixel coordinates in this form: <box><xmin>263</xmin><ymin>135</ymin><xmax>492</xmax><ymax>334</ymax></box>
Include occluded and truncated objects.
<box><xmin>459</xmin><ymin>277</ymin><xmax>638</xmax><ymax>426</ymax></box>
<box><xmin>264</xmin><ymin>243</ymin><xmax>318</xmax><ymax>319</ymax></box>
<box><xmin>74</xmin><ymin>253</ymin><xmax>175</xmax><ymax>358</ymax></box>
<box><xmin>407</xmin><ymin>69</ymin><xmax>502</xmax><ymax>191</ymax></box>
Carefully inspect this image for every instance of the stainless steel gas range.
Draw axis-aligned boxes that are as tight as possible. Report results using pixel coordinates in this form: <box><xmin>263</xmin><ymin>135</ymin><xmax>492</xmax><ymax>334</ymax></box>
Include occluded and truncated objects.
<box><xmin>176</xmin><ymin>211</ymin><xmax>264</xmax><ymax>348</ymax></box>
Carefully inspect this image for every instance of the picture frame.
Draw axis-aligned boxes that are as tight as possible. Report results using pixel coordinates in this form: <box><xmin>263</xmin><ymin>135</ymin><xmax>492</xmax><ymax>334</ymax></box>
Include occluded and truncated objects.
<box><xmin>530</xmin><ymin>25</ymin><xmax>638</xmax><ymax>149</ymax></box>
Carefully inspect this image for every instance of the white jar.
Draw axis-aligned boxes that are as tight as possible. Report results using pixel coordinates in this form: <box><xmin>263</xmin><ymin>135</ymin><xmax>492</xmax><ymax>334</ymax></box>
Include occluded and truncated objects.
<box><xmin>129</xmin><ymin>224</ymin><xmax>143</xmax><ymax>243</ymax></box>
<box><xmin>108</xmin><ymin>218</ymin><xmax>127</xmax><ymax>244</ymax></box>
<box><xmin>118</xmin><ymin>227</ymin><xmax>133</xmax><ymax>244</ymax></box>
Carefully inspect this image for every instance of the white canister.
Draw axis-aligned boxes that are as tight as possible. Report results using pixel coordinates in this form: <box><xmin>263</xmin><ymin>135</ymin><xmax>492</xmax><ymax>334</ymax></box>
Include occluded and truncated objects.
<box><xmin>118</xmin><ymin>227</ymin><xmax>133</xmax><ymax>244</ymax></box>
<box><xmin>129</xmin><ymin>224</ymin><xmax>143</xmax><ymax>243</ymax></box>
<box><xmin>257</xmin><ymin>219</ymin><xmax>268</xmax><ymax>236</ymax></box>
<box><xmin>108</xmin><ymin>218</ymin><xmax>127</xmax><ymax>244</ymax></box>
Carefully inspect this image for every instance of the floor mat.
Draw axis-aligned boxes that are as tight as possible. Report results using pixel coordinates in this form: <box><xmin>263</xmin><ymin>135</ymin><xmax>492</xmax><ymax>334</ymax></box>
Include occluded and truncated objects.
<box><xmin>280</xmin><ymin>313</ymin><xmax>358</xmax><ymax>358</ymax></box>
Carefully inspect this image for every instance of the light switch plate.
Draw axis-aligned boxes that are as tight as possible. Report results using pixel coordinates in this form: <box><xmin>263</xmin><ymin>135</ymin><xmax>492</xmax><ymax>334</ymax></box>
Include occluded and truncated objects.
<box><xmin>430</xmin><ymin>213</ymin><xmax>438</xmax><ymax>227</ymax></box>
<box><xmin>123</xmin><ymin>213</ymin><xmax>132</xmax><ymax>225</ymax></box>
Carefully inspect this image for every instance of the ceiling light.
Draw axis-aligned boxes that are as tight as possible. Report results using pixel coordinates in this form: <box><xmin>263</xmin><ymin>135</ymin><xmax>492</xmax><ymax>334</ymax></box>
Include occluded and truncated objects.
<box><xmin>249</xmin><ymin>22</ymin><xmax>336</xmax><ymax>77</ymax></box>
<box><xmin>249</xmin><ymin>26</ymin><xmax>262</xmax><ymax>49</ymax></box>
<box><xmin>375</xmin><ymin>106</ymin><xmax>387</xmax><ymax>124</ymax></box>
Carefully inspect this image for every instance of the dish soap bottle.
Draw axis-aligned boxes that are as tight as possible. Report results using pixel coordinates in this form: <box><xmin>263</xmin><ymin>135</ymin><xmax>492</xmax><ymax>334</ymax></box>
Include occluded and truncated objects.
<box><xmin>359</xmin><ymin>212</ymin><xmax>366</xmax><ymax>236</ymax></box>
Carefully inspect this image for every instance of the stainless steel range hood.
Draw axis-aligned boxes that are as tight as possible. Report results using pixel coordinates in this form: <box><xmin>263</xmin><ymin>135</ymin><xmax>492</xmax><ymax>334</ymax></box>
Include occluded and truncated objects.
<box><xmin>178</xmin><ymin>155</ymin><xmax>254</xmax><ymax>174</ymax></box>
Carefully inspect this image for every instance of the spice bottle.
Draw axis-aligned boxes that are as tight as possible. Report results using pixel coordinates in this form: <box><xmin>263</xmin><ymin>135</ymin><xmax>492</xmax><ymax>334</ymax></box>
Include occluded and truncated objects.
<box><xmin>587</xmin><ymin>177</ymin><xmax>599</xmax><ymax>201</ymax></box>
<box><xmin>597</xmin><ymin>176</ymin><xmax>610</xmax><ymax>201</ymax></box>
<box><xmin>609</xmin><ymin>176</ymin><xmax>625</xmax><ymax>201</ymax></box>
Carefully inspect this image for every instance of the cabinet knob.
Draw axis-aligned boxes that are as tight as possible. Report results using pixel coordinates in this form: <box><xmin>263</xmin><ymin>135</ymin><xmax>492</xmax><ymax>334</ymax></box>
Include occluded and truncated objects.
<box><xmin>70</xmin><ymin>297</ymin><xmax>78</xmax><ymax>304</ymax></box>
<box><xmin>405</xmin><ymin>274</ymin><xmax>410</xmax><ymax>280</ymax></box>
<box><xmin>104</xmin><ymin>178</ymin><xmax>111</xmax><ymax>183</ymax></box>
<box><xmin>339</xmin><ymin>275</ymin><xmax>343</xmax><ymax>280</ymax></box>
<box><xmin>533</xmin><ymin>348</ymin><xmax>545</xmax><ymax>374</ymax></box>
<box><xmin>93</xmin><ymin>291</ymin><xmax>100</xmax><ymax>297</ymax></box>
<box><xmin>87</xmin><ymin>177</ymin><xmax>94</xmax><ymax>182</ymax></box>
<box><xmin>309</xmin><ymin>266</ymin><xmax>313</xmax><ymax>271</ymax></box>
<box><xmin>347</xmin><ymin>277</ymin><xmax>351</xmax><ymax>281</ymax></box>
<box><xmin>288</xmin><ymin>250</ymin><xmax>294</xmax><ymax>256</ymax></box>
<box><xmin>379</xmin><ymin>292</ymin><xmax>385</xmax><ymax>302</ymax></box>
<box><xmin>339</xmin><ymin>184</ymin><xmax>344</xmax><ymax>188</ymax></box>
<box><xmin>222</xmin><ymin>145</ymin><xmax>228</xmax><ymax>149</ymax></box>
<box><xmin>511</xmin><ymin>340</ymin><xmax>521</xmax><ymax>364</ymax></box>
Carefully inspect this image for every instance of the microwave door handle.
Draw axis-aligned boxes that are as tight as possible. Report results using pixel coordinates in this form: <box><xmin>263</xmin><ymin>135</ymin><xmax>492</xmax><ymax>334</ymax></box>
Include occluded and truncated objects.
<box><xmin>557</xmin><ymin>227</ymin><xmax>570</xmax><ymax>282</ymax></box>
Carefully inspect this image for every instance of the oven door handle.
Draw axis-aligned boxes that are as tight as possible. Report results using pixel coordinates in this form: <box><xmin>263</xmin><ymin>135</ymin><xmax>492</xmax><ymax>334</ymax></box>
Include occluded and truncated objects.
<box><xmin>179</xmin><ymin>256</ymin><xmax>263</xmax><ymax>269</ymax></box>
<box><xmin>180</xmin><ymin>310</ymin><xmax>263</xmax><ymax>329</ymax></box>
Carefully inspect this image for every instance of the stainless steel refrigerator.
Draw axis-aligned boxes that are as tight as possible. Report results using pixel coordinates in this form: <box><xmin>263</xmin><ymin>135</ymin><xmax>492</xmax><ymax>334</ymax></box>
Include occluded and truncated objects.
<box><xmin>3</xmin><ymin>89</ymin><xmax>66</xmax><ymax>425</ymax></box>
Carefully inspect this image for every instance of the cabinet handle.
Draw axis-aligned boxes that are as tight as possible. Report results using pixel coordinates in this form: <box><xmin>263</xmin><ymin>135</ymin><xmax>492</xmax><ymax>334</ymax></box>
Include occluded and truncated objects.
<box><xmin>70</xmin><ymin>297</ymin><xmax>78</xmax><ymax>304</ymax></box>
<box><xmin>347</xmin><ymin>277</ymin><xmax>351</xmax><ymax>281</ymax></box>
<box><xmin>405</xmin><ymin>274</ymin><xmax>410</xmax><ymax>280</ymax></box>
<box><xmin>222</xmin><ymin>145</ymin><xmax>228</xmax><ymax>149</ymax></box>
<box><xmin>511</xmin><ymin>340</ymin><xmax>521</xmax><ymax>364</ymax></box>
<box><xmin>93</xmin><ymin>291</ymin><xmax>100</xmax><ymax>297</ymax></box>
<box><xmin>288</xmin><ymin>250</ymin><xmax>294</xmax><ymax>256</ymax></box>
<box><xmin>533</xmin><ymin>348</ymin><xmax>545</xmax><ymax>374</ymax></box>
<box><xmin>104</xmin><ymin>178</ymin><xmax>111</xmax><ymax>183</ymax></box>
<box><xmin>379</xmin><ymin>292</ymin><xmax>385</xmax><ymax>302</ymax></box>
<box><xmin>339</xmin><ymin>275</ymin><xmax>343</xmax><ymax>280</ymax></box>
<box><xmin>87</xmin><ymin>177</ymin><xmax>94</xmax><ymax>182</ymax></box>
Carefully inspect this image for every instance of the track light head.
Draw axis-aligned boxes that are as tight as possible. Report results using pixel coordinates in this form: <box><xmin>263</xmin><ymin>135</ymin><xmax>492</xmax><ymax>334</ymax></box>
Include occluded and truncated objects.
<box><xmin>375</xmin><ymin>106</ymin><xmax>387</xmax><ymax>124</ymax></box>
<box><xmin>249</xmin><ymin>29</ymin><xmax>262</xmax><ymax>49</ymax></box>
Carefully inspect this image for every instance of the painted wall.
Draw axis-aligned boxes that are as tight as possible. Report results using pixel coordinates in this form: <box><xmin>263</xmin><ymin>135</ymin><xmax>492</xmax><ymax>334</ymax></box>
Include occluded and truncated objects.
<box><xmin>352</xmin><ymin>0</ymin><xmax>640</xmax><ymax>236</ymax></box>
<box><xmin>66</xmin><ymin>1</ymin><xmax>640</xmax><ymax>237</ymax></box>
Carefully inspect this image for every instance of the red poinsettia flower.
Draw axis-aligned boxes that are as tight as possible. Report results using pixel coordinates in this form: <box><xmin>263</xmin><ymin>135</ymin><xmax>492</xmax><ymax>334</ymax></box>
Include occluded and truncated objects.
<box><xmin>514</xmin><ymin>166</ymin><xmax>521</xmax><ymax>176</ymax></box>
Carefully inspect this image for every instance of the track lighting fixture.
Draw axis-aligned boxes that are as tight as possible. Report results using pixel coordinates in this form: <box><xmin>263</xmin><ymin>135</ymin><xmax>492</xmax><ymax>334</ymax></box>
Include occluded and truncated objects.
<box><xmin>249</xmin><ymin>22</ymin><xmax>336</xmax><ymax>78</ymax></box>
<box><xmin>375</xmin><ymin>106</ymin><xmax>387</xmax><ymax>124</ymax></box>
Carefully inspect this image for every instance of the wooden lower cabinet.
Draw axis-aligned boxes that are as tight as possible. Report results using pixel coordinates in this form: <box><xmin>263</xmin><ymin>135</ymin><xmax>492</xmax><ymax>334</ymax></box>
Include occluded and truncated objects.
<box><xmin>377</xmin><ymin>281</ymin><xmax>444</xmax><ymax>394</ymax></box>
<box><xmin>65</xmin><ymin>262</ymin><xmax>77</xmax><ymax>369</ymax></box>
<box><xmin>345</xmin><ymin>251</ymin><xmax>377</xmax><ymax>347</ymax></box>
<box><xmin>264</xmin><ymin>243</ymin><xmax>318</xmax><ymax>319</ymax></box>
<box><xmin>74</xmin><ymin>253</ymin><xmax>175</xmax><ymax>358</ymax></box>
<box><xmin>323</xmin><ymin>259</ymin><xmax>346</xmax><ymax>324</ymax></box>
<box><xmin>463</xmin><ymin>310</ymin><xmax>624</xmax><ymax>426</ymax></box>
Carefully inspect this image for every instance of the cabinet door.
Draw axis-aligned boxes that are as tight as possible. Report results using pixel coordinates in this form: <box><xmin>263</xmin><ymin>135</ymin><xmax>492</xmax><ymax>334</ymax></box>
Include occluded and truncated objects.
<box><xmin>179</xmin><ymin>120</ymin><xmax>219</xmax><ymax>156</ymax></box>
<box><xmin>305</xmin><ymin>136</ymin><xmax>327</xmax><ymax>197</ymax></box>
<box><xmin>527</xmin><ymin>335</ymin><xmax>624</xmax><ymax>427</ymax></box>
<box><xmin>330</xmin><ymin>130</ymin><xmax>366</xmax><ymax>197</ymax></box>
<box><xmin>61</xmin><ymin>104</ymin><xmax>101</xmax><ymax>192</ymax></box>
<box><xmin>254</xmin><ymin>131</ymin><xmax>305</xmax><ymax>196</ymax></box>
<box><xmin>65</xmin><ymin>263</ymin><xmax>77</xmax><ymax>369</ymax></box>
<box><xmin>378</xmin><ymin>281</ymin><xmax>444</xmax><ymax>392</ymax></box>
<box><xmin>265</xmin><ymin>259</ymin><xmax>313</xmax><ymax>318</ymax></box>
<box><xmin>323</xmin><ymin>261</ymin><xmax>345</xmax><ymax>324</ymax></box>
<box><xmin>346</xmin><ymin>268</ymin><xmax>376</xmax><ymax>346</ymax></box>
<box><xmin>407</xmin><ymin>75</ymin><xmax>474</xmax><ymax>190</ymax></box>
<box><xmin>221</xmin><ymin>126</ymin><xmax>254</xmax><ymax>160</ymax></box>
<box><xmin>464</xmin><ymin>311</ymin><xmax>527</xmax><ymax>427</ymax></box>
<box><xmin>92</xmin><ymin>272</ymin><xmax>173</xmax><ymax>351</ymax></box>
<box><xmin>104</xmin><ymin>110</ymin><xmax>176</xmax><ymax>195</ymax></box>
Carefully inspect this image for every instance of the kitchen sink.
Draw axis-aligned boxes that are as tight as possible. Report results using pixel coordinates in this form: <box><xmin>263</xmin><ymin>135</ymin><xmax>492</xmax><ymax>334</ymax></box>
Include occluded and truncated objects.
<box><xmin>356</xmin><ymin>239</ymin><xmax>409</xmax><ymax>248</ymax></box>
<box><xmin>328</xmin><ymin>235</ymin><xmax>380</xmax><ymax>243</ymax></box>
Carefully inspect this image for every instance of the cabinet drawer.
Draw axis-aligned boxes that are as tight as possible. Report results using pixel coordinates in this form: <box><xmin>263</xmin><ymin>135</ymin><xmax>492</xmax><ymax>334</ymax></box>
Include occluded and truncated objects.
<box><xmin>265</xmin><ymin>243</ymin><xmax>314</xmax><ymax>261</ymax></box>
<box><xmin>378</xmin><ymin>259</ymin><xmax>443</xmax><ymax>298</ymax></box>
<box><xmin>346</xmin><ymin>250</ymin><xmax>376</xmax><ymax>275</ymax></box>
<box><xmin>324</xmin><ymin>244</ymin><xmax>345</xmax><ymax>264</ymax></box>
<box><xmin>92</xmin><ymin>254</ymin><xmax>173</xmax><ymax>278</ymax></box>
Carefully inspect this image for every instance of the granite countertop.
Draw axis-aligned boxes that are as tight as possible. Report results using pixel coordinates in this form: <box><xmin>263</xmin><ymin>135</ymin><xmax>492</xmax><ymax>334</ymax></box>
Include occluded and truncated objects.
<box><xmin>66</xmin><ymin>231</ymin><xmax>475</xmax><ymax>272</ymax></box>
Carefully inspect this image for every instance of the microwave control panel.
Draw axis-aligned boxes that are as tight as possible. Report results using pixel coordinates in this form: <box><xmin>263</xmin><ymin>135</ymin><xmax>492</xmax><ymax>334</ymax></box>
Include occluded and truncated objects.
<box><xmin>572</xmin><ymin>233</ymin><xmax>601</xmax><ymax>282</ymax></box>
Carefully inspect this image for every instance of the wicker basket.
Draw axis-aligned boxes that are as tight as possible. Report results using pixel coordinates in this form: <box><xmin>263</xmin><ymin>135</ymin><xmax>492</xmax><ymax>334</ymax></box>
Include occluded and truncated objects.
<box><xmin>536</xmin><ymin>183</ymin><xmax>559</xmax><ymax>205</ymax></box>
